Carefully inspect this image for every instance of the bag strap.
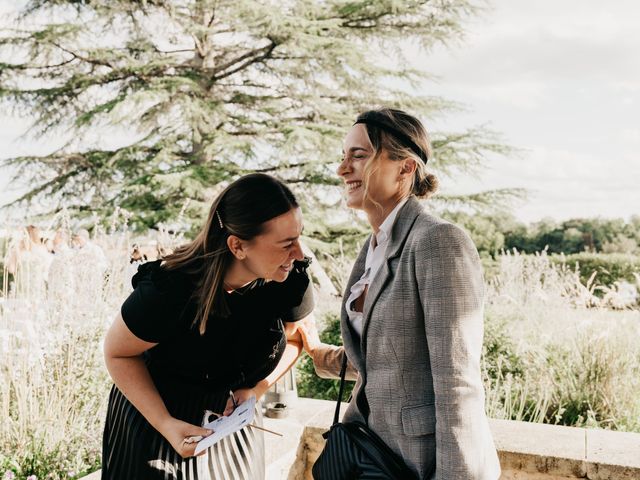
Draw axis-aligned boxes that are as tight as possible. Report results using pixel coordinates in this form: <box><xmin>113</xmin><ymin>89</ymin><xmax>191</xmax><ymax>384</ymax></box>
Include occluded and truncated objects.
<box><xmin>332</xmin><ymin>354</ymin><xmax>349</xmax><ymax>425</ymax></box>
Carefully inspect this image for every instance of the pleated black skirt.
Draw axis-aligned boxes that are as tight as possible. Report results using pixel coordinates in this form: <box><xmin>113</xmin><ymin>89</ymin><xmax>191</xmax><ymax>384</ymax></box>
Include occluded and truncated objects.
<box><xmin>101</xmin><ymin>384</ymin><xmax>265</xmax><ymax>480</ymax></box>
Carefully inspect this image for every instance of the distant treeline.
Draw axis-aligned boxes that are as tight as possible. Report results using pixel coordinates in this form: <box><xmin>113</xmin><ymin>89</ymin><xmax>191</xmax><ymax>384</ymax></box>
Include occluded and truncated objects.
<box><xmin>443</xmin><ymin>212</ymin><xmax>640</xmax><ymax>257</ymax></box>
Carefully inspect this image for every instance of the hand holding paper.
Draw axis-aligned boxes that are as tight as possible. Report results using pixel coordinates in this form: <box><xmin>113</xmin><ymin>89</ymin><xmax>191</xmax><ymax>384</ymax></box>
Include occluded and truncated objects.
<box><xmin>194</xmin><ymin>395</ymin><xmax>257</xmax><ymax>455</ymax></box>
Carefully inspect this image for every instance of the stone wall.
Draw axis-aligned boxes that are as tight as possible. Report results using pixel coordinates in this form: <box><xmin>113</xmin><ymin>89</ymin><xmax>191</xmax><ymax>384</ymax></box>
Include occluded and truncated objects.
<box><xmin>289</xmin><ymin>401</ymin><xmax>640</xmax><ymax>480</ymax></box>
<box><xmin>82</xmin><ymin>398</ymin><xmax>640</xmax><ymax>479</ymax></box>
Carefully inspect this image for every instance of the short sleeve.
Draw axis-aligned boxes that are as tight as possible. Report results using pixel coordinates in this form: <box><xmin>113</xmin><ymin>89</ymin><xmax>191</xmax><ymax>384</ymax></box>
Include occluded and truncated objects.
<box><xmin>120</xmin><ymin>261</ymin><xmax>186</xmax><ymax>343</ymax></box>
<box><xmin>281</xmin><ymin>258</ymin><xmax>315</xmax><ymax>322</ymax></box>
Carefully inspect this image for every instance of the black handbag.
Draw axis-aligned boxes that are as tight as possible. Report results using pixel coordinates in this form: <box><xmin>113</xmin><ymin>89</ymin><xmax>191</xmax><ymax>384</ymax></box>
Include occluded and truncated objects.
<box><xmin>312</xmin><ymin>356</ymin><xmax>418</xmax><ymax>480</ymax></box>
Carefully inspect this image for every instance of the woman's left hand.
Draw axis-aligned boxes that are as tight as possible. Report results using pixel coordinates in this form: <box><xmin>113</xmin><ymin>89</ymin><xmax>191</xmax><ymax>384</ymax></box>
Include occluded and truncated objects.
<box><xmin>223</xmin><ymin>388</ymin><xmax>258</xmax><ymax>416</ymax></box>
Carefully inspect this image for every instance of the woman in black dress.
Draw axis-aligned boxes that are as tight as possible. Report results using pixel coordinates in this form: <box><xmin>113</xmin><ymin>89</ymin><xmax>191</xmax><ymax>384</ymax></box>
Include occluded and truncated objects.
<box><xmin>102</xmin><ymin>173</ymin><xmax>314</xmax><ymax>479</ymax></box>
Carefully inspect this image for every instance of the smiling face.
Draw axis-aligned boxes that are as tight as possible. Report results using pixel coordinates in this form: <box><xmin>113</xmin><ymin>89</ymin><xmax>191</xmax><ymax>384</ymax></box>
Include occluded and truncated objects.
<box><xmin>338</xmin><ymin>124</ymin><xmax>409</xmax><ymax>216</ymax></box>
<box><xmin>230</xmin><ymin>207</ymin><xmax>304</xmax><ymax>284</ymax></box>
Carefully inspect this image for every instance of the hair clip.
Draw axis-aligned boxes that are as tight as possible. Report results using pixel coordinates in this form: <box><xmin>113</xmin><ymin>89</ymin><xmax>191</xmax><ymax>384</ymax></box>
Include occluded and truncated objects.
<box><xmin>215</xmin><ymin>210</ymin><xmax>224</xmax><ymax>229</ymax></box>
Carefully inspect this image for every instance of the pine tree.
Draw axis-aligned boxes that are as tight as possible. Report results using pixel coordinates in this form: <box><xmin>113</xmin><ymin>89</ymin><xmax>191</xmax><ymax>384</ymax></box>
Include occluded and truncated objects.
<box><xmin>0</xmin><ymin>0</ymin><xmax>517</xmax><ymax>231</ymax></box>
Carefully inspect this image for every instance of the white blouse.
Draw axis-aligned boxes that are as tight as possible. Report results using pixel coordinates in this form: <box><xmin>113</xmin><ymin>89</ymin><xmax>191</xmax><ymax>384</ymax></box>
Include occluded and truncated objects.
<box><xmin>346</xmin><ymin>198</ymin><xmax>408</xmax><ymax>337</ymax></box>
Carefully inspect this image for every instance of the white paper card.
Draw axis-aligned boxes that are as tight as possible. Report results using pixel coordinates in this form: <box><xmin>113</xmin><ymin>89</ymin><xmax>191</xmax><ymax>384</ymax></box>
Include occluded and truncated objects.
<box><xmin>194</xmin><ymin>395</ymin><xmax>256</xmax><ymax>455</ymax></box>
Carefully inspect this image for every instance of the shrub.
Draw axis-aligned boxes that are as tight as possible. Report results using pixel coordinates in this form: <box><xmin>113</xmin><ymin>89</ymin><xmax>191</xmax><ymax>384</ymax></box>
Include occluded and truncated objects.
<box><xmin>482</xmin><ymin>313</ymin><xmax>524</xmax><ymax>382</ymax></box>
<box><xmin>552</xmin><ymin>252</ymin><xmax>640</xmax><ymax>288</ymax></box>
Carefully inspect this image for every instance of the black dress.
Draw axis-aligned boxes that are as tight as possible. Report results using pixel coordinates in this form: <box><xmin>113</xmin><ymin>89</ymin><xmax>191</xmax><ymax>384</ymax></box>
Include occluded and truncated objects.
<box><xmin>102</xmin><ymin>258</ymin><xmax>314</xmax><ymax>480</ymax></box>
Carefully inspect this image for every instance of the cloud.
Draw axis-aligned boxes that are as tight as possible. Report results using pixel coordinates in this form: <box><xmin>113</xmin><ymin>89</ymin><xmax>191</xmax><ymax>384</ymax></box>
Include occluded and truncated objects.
<box><xmin>447</xmin><ymin>144</ymin><xmax>640</xmax><ymax>222</ymax></box>
<box><xmin>418</xmin><ymin>1</ymin><xmax>640</xmax><ymax>221</ymax></box>
<box><xmin>618</xmin><ymin>128</ymin><xmax>640</xmax><ymax>144</ymax></box>
<box><xmin>422</xmin><ymin>0</ymin><xmax>640</xmax><ymax>97</ymax></box>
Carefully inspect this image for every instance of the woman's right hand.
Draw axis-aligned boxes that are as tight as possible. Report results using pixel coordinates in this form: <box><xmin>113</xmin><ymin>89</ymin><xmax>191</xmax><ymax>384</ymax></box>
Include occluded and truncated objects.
<box><xmin>297</xmin><ymin>315</ymin><xmax>323</xmax><ymax>356</ymax></box>
<box><xmin>159</xmin><ymin>416</ymin><xmax>213</xmax><ymax>458</ymax></box>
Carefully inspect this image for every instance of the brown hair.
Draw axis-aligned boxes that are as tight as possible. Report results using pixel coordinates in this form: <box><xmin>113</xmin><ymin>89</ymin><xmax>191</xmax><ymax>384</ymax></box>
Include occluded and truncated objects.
<box><xmin>357</xmin><ymin>108</ymin><xmax>439</xmax><ymax>204</ymax></box>
<box><xmin>162</xmin><ymin>173</ymin><xmax>298</xmax><ymax>334</ymax></box>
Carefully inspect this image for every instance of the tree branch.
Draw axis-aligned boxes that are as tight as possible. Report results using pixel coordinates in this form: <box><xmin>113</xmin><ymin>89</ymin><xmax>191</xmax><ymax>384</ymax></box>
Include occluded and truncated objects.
<box><xmin>50</xmin><ymin>42</ymin><xmax>114</xmax><ymax>69</ymax></box>
<box><xmin>155</xmin><ymin>47</ymin><xmax>196</xmax><ymax>54</ymax></box>
<box><xmin>253</xmin><ymin>161</ymin><xmax>313</xmax><ymax>173</ymax></box>
<box><xmin>212</xmin><ymin>41</ymin><xmax>277</xmax><ymax>81</ymax></box>
<box><xmin>191</xmin><ymin>34</ymin><xmax>206</xmax><ymax>58</ymax></box>
<box><xmin>1</xmin><ymin>57</ymin><xmax>76</xmax><ymax>70</ymax></box>
<box><xmin>8</xmin><ymin>167</ymin><xmax>86</xmax><ymax>205</ymax></box>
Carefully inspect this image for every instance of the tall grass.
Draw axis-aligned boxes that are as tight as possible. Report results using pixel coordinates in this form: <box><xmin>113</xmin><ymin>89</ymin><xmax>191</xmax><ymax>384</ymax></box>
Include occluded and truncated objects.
<box><xmin>483</xmin><ymin>250</ymin><xmax>640</xmax><ymax>431</ymax></box>
<box><xmin>0</xmin><ymin>208</ymin><xmax>186</xmax><ymax>479</ymax></box>
<box><xmin>300</xmin><ymin>248</ymin><xmax>640</xmax><ymax>433</ymax></box>
<box><xmin>0</xmin><ymin>223</ymin><xmax>133</xmax><ymax>479</ymax></box>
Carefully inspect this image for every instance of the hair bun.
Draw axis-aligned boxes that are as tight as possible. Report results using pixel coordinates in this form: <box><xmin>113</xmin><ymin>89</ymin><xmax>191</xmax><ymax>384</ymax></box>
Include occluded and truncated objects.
<box><xmin>413</xmin><ymin>172</ymin><xmax>439</xmax><ymax>199</ymax></box>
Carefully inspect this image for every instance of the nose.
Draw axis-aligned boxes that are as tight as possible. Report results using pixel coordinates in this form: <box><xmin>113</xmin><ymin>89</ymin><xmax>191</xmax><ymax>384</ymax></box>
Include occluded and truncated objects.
<box><xmin>290</xmin><ymin>239</ymin><xmax>304</xmax><ymax>261</ymax></box>
<box><xmin>337</xmin><ymin>156</ymin><xmax>350</xmax><ymax>177</ymax></box>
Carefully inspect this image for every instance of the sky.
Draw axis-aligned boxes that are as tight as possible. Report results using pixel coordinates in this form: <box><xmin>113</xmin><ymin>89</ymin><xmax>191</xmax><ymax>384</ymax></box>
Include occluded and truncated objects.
<box><xmin>421</xmin><ymin>0</ymin><xmax>640</xmax><ymax>222</ymax></box>
<box><xmin>1</xmin><ymin>0</ymin><xmax>639</xmax><ymax>224</ymax></box>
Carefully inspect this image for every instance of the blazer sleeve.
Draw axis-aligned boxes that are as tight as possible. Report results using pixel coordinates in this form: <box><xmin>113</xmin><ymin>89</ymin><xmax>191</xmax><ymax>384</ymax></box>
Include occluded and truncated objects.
<box><xmin>415</xmin><ymin>222</ymin><xmax>493</xmax><ymax>479</ymax></box>
<box><xmin>311</xmin><ymin>344</ymin><xmax>358</xmax><ymax>381</ymax></box>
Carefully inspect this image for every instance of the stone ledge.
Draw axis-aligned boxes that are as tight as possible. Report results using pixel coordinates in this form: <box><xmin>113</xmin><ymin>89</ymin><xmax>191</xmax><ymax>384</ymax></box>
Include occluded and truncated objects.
<box><xmin>586</xmin><ymin>429</ymin><xmax>640</xmax><ymax>480</ymax></box>
<box><xmin>491</xmin><ymin>418</ymin><xmax>587</xmax><ymax>478</ymax></box>
<box><xmin>293</xmin><ymin>400</ymin><xmax>640</xmax><ymax>480</ymax></box>
<box><xmin>82</xmin><ymin>398</ymin><xmax>640</xmax><ymax>479</ymax></box>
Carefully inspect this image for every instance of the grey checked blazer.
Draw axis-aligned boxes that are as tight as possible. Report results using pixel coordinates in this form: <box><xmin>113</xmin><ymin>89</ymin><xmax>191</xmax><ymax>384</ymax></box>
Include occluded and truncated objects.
<box><xmin>312</xmin><ymin>197</ymin><xmax>501</xmax><ymax>480</ymax></box>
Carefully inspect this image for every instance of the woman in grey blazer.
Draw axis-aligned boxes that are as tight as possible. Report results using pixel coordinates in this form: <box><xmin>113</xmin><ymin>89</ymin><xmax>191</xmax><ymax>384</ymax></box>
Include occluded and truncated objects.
<box><xmin>299</xmin><ymin>108</ymin><xmax>501</xmax><ymax>479</ymax></box>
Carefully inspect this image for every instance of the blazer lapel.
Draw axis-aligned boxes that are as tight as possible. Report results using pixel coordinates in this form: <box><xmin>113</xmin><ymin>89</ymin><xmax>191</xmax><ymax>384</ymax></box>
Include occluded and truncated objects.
<box><xmin>340</xmin><ymin>235</ymin><xmax>370</xmax><ymax>372</ymax></box>
<box><xmin>360</xmin><ymin>197</ymin><xmax>423</xmax><ymax>350</ymax></box>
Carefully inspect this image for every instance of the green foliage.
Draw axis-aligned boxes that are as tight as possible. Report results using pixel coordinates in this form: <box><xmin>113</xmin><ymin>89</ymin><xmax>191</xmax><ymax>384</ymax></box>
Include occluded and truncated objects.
<box><xmin>303</xmin><ymin>218</ymin><xmax>369</xmax><ymax>293</ymax></box>
<box><xmin>480</xmin><ymin>256</ymin><xmax>500</xmax><ymax>282</ymax></box>
<box><xmin>442</xmin><ymin>210</ymin><xmax>507</xmax><ymax>258</ymax></box>
<box><xmin>437</xmin><ymin>212</ymin><xmax>640</xmax><ymax>259</ymax></box>
<box><xmin>1</xmin><ymin>327</ymin><xmax>107</xmax><ymax>479</ymax></box>
<box><xmin>504</xmin><ymin>216</ymin><xmax>640</xmax><ymax>255</ymax></box>
<box><xmin>493</xmin><ymin>330</ymin><xmax>640</xmax><ymax>432</ymax></box>
<box><xmin>297</xmin><ymin>313</ymin><xmax>354</xmax><ymax>401</ymax></box>
<box><xmin>482</xmin><ymin>314</ymin><xmax>524</xmax><ymax>382</ymax></box>
<box><xmin>483</xmin><ymin>316</ymin><xmax>640</xmax><ymax>430</ymax></box>
<box><xmin>546</xmin><ymin>332</ymin><xmax>640</xmax><ymax>430</ymax></box>
<box><xmin>0</xmin><ymin>0</ymin><xmax>516</xmax><ymax>230</ymax></box>
<box><xmin>0</xmin><ymin>443</ymin><xmax>100</xmax><ymax>480</ymax></box>
<box><xmin>552</xmin><ymin>252</ymin><xmax>640</xmax><ymax>287</ymax></box>
<box><xmin>482</xmin><ymin>309</ymin><xmax>553</xmax><ymax>424</ymax></box>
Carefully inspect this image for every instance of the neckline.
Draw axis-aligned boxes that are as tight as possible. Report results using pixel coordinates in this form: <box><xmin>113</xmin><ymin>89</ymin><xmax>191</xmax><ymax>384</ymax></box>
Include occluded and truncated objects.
<box><xmin>224</xmin><ymin>278</ymin><xmax>265</xmax><ymax>296</ymax></box>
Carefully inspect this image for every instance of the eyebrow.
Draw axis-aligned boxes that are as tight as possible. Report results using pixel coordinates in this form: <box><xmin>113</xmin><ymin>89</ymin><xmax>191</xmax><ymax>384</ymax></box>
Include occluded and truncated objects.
<box><xmin>341</xmin><ymin>146</ymin><xmax>370</xmax><ymax>154</ymax></box>
<box><xmin>278</xmin><ymin>227</ymin><xmax>304</xmax><ymax>243</ymax></box>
